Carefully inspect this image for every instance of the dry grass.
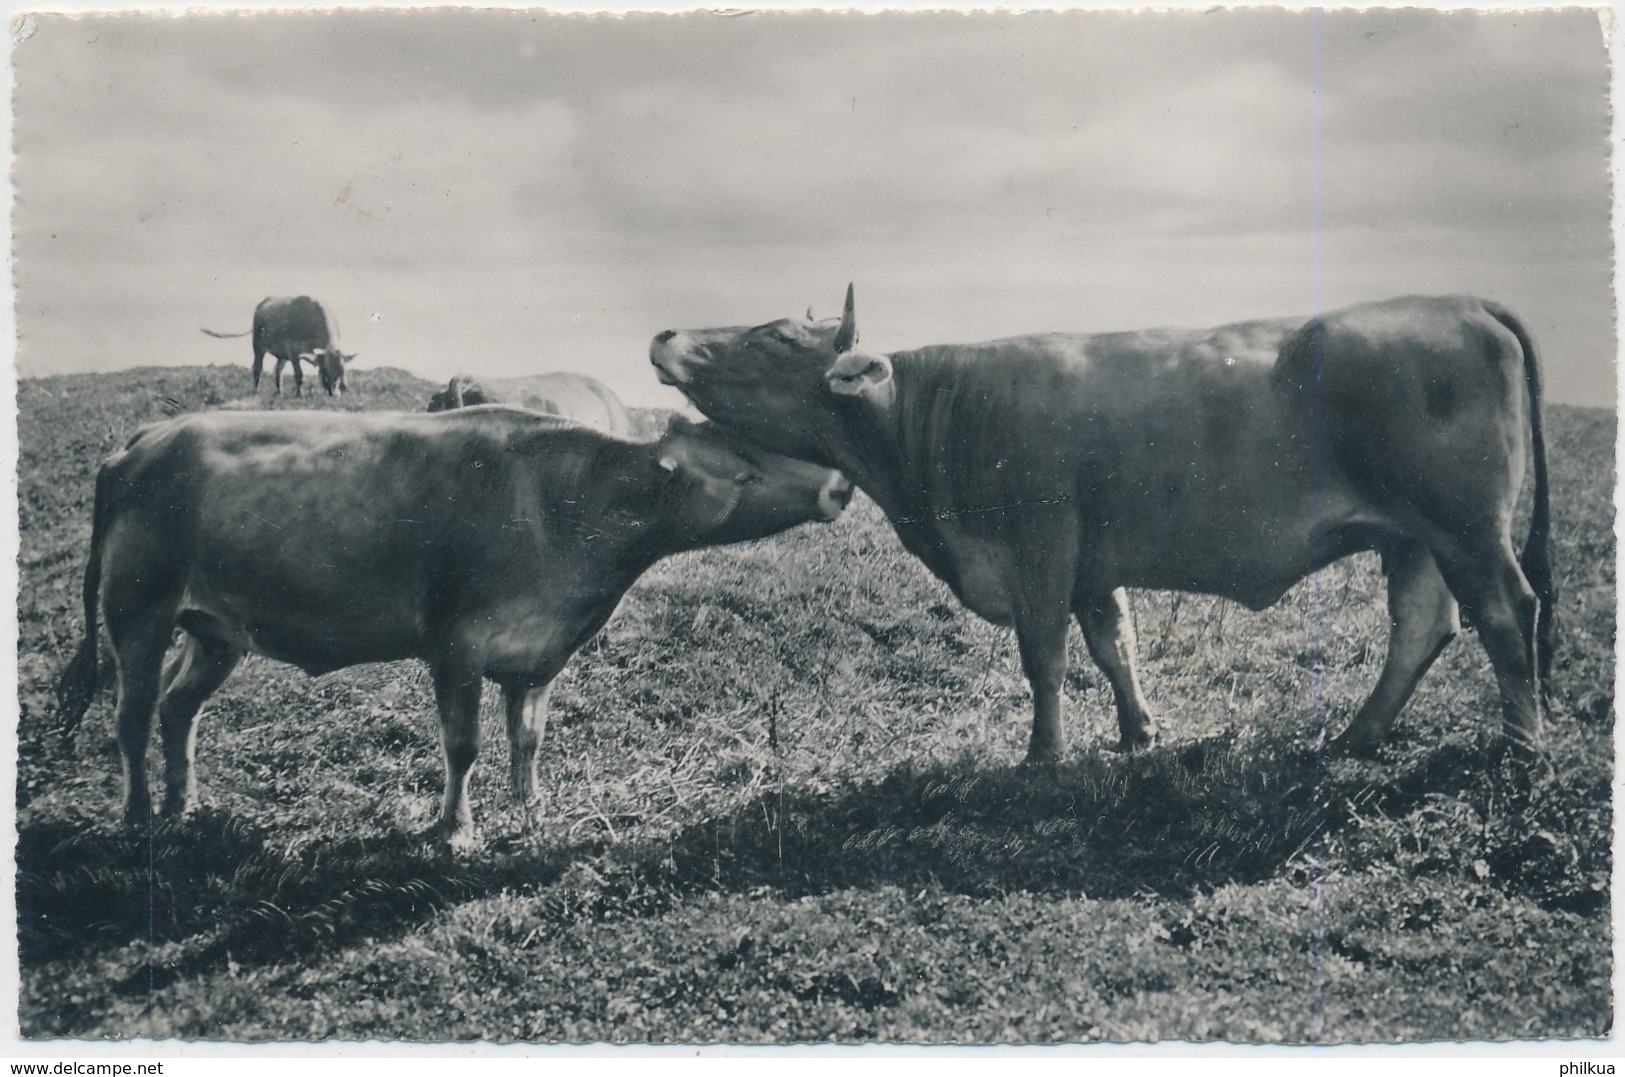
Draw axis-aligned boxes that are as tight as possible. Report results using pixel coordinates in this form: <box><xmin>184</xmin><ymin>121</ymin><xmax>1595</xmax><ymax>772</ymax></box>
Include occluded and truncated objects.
<box><xmin>14</xmin><ymin>364</ymin><xmax>1614</xmax><ymax>1043</ymax></box>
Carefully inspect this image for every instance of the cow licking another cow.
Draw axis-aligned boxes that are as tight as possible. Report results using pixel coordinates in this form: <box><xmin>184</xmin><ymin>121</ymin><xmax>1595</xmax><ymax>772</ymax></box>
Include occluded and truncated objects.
<box><xmin>55</xmin><ymin>408</ymin><xmax>851</xmax><ymax>849</ymax></box>
<box><xmin>64</xmin><ymin>285</ymin><xmax>1557</xmax><ymax>848</ymax></box>
<box><xmin>652</xmin><ymin>286</ymin><xmax>1555</xmax><ymax>762</ymax></box>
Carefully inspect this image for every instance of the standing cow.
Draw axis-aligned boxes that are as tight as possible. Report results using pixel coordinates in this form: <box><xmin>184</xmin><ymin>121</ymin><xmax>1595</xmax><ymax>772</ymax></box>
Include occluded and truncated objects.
<box><xmin>651</xmin><ymin>286</ymin><xmax>1555</xmax><ymax>763</ymax></box>
<box><xmin>55</xmin><ymin>408</ymin><xmax>853</xmax><ymax>849</ymax></box>
<box><xmin>202</xmin><ymin>296</ymin><xmax>355</xmax><ymax>397</ymax></box>
<box><xmin>427</xmin><ymin>372</ymin><xmax>635</xmax><ymax>436</ymax></box>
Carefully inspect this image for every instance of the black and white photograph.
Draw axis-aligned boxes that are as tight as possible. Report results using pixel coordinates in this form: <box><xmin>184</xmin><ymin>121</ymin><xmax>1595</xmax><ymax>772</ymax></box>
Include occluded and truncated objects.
<box><xmin>8</xmin><ymin>2</ymin><xmax>1616</xmax><ymax>1047</ymax></box>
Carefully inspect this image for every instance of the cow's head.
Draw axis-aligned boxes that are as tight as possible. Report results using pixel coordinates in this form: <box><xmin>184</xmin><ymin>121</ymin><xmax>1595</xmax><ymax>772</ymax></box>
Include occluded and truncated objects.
<box><xmin>304</xmin><ymin>348</ymin><xmax>356</xmax><ymax>396</ymax></box>
<box><xmin>650</xmin><ymin>284</ymin><xmax>891</xmax><ymax>467</ymax></box>
<box><xmin>426</xmin><ymin>375</ymin><xmax>491</xmax><ymax>412</ymax></box>
<box><xmin>654</xmin><ymin>415</ymin><xmax>852</xmax><ymax>546</ymax></box>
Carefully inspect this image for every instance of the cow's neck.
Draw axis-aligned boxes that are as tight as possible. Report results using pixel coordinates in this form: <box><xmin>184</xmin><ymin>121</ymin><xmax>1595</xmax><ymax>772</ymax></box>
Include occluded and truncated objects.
<box><xmin>609</xmin><ymin>467</ymin><xmax>696</xmax><ymax>568</ymax></box>
<box><xmin>535</xmin><ymin>446</ymin><xmax>684</xmax><ymax>575</ymax></box>
<box><xmin>823</xmin><ymin>353</ymin><xmax>978</xmax><ymax>585</ymax></box>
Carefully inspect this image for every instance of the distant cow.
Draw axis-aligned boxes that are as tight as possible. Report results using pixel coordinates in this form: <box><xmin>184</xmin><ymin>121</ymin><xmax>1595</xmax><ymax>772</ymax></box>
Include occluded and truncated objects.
<box><xmin>427</xmin><ymin>372</ymin><xmax>634</xmax><ymax>436</ymax></box>
<box><xmin>652</xmin><ymin>286</ymin><xmax>1555</xmax><ymax>762</ymax></box>
<box><xmin>55</xmin><ymin>408</ymin><xmax>853</xmax><ymax>849</ymax></box>
<box><xmin>202</xmin><ymin>296</ymin><xmax>355</xmax><ymax>397</ymax></box>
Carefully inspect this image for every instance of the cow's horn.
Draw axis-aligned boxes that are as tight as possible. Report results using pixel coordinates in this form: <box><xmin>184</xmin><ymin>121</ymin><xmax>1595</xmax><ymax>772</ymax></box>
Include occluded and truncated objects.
<box><xmin>832</xmin><ymin>283</ymin><xmax>858</xmax><ymax>353</ymax></box>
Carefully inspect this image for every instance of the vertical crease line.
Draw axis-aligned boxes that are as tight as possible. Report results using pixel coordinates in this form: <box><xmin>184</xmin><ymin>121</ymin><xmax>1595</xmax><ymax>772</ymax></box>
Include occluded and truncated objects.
<box><xmin>1308</xmin><ymin>0</ymin><xmax>1328</xmax><ymax>1048</ymax></box>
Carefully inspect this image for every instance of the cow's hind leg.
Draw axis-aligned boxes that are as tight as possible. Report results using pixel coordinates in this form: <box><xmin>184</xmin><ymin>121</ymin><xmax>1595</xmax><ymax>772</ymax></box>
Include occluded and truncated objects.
<box><xmin>500</xmin><ymin>681</ymin><xmax>553</xmax><ymax>822</ymax></box>
<box><xmin>1327</xmin><ymin>541</ymin><xmax>1459</xmax><ymax>757</ymax></box>
<box><xmin>1075</xmin><ymin>588</ymin><xmax>1159</xmax><ymax>752</ymax></box>
<box><xmin>156</xmin><ymin>619</ymin><xmax>243</xmax><ymax>817</ymax></box>
<box><xmin>109</xmin><ymin>628</ymin><xmax>167</xmax><ymax>827</ymax></box>
<box><xmin>429</xmin><ymin>660</ymin><xmax>484</xmax><ymax>851</ymax></box>
<box><xmin>1432</xmin><ymin>537</ymin><xmax>1543</xmax><ymax>751</ymax></box>
<box><xmin>104</xmin><ymin>592</ymin><xmax>183</xmax><ymax>827</ymax></box>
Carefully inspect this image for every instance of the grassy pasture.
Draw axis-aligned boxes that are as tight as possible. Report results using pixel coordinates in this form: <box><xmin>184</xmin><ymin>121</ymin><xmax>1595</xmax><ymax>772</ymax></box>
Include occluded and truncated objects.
<box><xmin>13</xmin><ymin>363</ymin><xmax>1614</xmax><ymax>1043</ymax></box>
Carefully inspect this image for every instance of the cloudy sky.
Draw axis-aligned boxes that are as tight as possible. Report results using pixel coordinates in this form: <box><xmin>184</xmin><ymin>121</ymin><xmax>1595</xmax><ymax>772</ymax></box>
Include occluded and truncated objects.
<box><xmin>11</xmin><ymin>5</ymin><xmax>1614</xmax><ymax>406</ymax></box>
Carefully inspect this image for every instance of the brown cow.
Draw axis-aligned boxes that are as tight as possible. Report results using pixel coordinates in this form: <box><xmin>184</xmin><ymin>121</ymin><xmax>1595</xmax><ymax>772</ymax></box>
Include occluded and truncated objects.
<box><xmin>202</xmin><ymin>295</ymin><xmax>354</xmax><ymax>397</ymax></box>
<box><xmin>56</xmin><ymin>408</ymin><xmax>853</xmax><ymax>849</ymax></box>
<box><xmin>651</xmin><ymin>286</ymin><xmax>1554</xmax><ymax>763</ymax></box>
<box><xmin>427</xmin><ymin>372</ymin><xmax>634</xmax><ymax>436</ymax></box>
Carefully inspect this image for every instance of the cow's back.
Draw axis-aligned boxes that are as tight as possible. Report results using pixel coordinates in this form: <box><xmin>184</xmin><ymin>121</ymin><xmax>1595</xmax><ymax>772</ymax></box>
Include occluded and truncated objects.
<box><xmin>486</xmin><ymin>373</ymin><xmax>633</xmax><ymax>436</ymax></box>
<box><xmin>885</xmin><ymin>318</ymin><xmax>1301</xmax><ymax>514</ymax></box>
<box><xmin>252</xmin><ymin>296</ymin><xmax>334</xmax><ymax>352</ymax></box>
<box><xmin>111</xmin><ymin>409</ymin><xmax>599</xmax><ymax>559</ymax></box>
<box><xmin>102</xmin><ymin>409</ymin><xmax>617</xmax><ymax>671</ymax></box>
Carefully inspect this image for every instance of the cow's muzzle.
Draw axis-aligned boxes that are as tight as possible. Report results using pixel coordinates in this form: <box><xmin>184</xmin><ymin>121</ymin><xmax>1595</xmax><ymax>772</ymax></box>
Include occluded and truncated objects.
<box><xmin>818</xmin><ymin>473</ymin><xmax>856</xmax><ymax>522</ymax></box>
<box><xmin>649</xmin><ymin>330</ymin><xmax>692</xmax><ymax>386</ymax></box>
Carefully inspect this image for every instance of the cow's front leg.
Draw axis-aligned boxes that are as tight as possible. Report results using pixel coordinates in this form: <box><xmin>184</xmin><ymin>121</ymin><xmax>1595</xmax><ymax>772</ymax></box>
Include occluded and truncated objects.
<box><xmin>1013</xmin><ymin>607</ymin><xmax>1070</xmax><ymax>765</ymax></box>
<box><xmin>501</xmin><ymin>681</ymin><xmax>553</xmax><ymax>820</ymax></box>
<box><xmin>430</xmin><ymin>661</ymin><xmax>484</xmax><ymax>851</ymax></box>
<box><xmin>1076</xmin><ymin>588</ymin><xmax>1159</xmax><ymax>752</ymax></box>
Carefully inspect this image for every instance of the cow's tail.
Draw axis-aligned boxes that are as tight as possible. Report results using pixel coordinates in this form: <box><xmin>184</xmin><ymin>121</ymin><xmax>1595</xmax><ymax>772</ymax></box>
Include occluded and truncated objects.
<box><xmin>55</xmin><ymin>466</ymin><xmax>112</xmax><ymax>740</ymax></box>
<box><xmin>200</xmin><ymin>327</ymin><xmax>250</xmax><ymax>339</ymax></box>
<box><xmin>1486</xmin><ymin>301</ymin><xmax>1556</xmax><ymax>690</ymax></box>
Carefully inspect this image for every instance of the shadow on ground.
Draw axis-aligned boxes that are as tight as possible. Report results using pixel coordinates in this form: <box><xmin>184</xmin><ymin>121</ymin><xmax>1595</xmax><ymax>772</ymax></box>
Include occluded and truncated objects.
<box><xmin>25</xmin><ymin>726</ymin><xmax>1571</xmax><ymax>1000</ymax></box>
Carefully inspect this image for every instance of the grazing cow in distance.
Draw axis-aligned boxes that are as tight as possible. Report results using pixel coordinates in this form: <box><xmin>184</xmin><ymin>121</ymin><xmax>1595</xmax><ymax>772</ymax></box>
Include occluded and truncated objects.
<box><xmin>427</xmin><ymin>372</ymin><xmax>635</xmax><ymax>436</ymax></box>
<box><xmin>55</xmin><ymin>407</ymin><xmax>854</xmax><ymax>849</ymax></box>
<box><xmin>202</xmin><ymin>296</ymin><xmax>355</xmax><ymax>397</ymax></box>
<box><xmin>652</xmin><ymin>286</ymin><xmax>1555</xmax><ymax>763</ymax></box>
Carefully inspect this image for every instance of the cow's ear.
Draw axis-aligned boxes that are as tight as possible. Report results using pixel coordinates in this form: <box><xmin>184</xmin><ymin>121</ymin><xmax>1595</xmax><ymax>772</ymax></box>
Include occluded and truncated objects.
<box><xmin>826</xmin><ymin>351</ymin><xmax>892</xmax><ymax>398</ymax></box>
<box><xmin>343</xmin><ymin>352</ymin><xmax>358</xmax><ymax>364</ymax></box>
<box><xmin>832</xmin><ymin>283</ymin><xmax>858</xmax><ymax>354</ymax></box>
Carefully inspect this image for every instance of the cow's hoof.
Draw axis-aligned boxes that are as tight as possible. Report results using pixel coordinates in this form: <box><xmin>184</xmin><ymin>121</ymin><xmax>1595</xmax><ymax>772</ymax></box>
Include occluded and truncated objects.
<box><xmin>119</xmin><ymin>795</ymin><xmax>152</xmax><ymax>828</ymax></box>
<box><xmin>1323</xmin><ymin>728</ymin><xmax>1380</xmax><ymax>760</ymax></box>
<box><xmin>1494</xmin><ymin>736</ymin><xmax>1555</xmax><ymax>782</ymax></box>
<box><xmin>512</xmin><ymin>794</ymin><xmax>546</xmax><ymax>829</ymax></box>
<box><xmin>159</xmin><ymin>794</ymin><xmax>199</xmax><ymax>819</ymax></box>
<box><xmin>423</xmin><ymin>821</ymin><xmax>481</xmax><ymax>854</ymax></box>
<box><xmin>1111</xmin><ymin>727</ymin><xmax>1159</xmax><ymax>754</ymax></box>
<box><xmin>1499</xmin><ymin>726</ymin><xmax>1545</xmax><ymax>756</ymax></box>
<box><xmin>1017</xmin><ymin>751</ymin><xmax>1063</xmax><ymax>774</ymax></box>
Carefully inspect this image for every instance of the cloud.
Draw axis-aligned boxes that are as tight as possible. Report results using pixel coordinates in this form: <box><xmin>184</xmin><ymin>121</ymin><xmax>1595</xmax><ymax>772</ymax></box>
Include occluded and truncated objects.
<box><xmin>12</xmin><ymin>7</ymin><xmax>1614</xmax><ymax>405</ymax></box>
